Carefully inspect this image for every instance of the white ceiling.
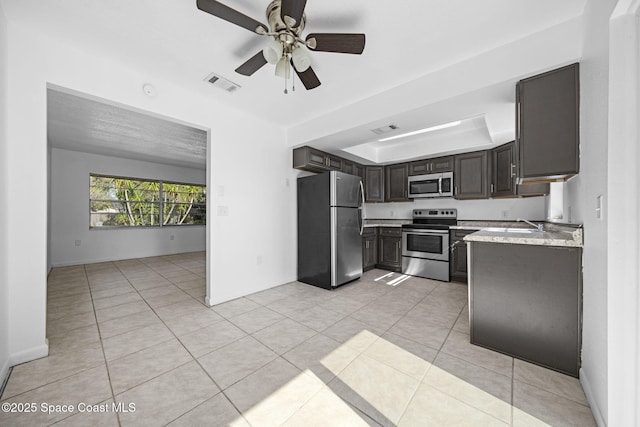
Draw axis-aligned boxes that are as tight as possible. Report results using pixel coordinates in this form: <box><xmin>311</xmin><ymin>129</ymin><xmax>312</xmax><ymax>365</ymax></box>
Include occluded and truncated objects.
<box><xmin>47</xmin><ymin>88</ymin><xmax>208</xmax><ymax>169</ymax></box>
<box><xmin>1</xmin><ymin>0</ymin><xmax>587</xmax><ymax>166</ymax></box>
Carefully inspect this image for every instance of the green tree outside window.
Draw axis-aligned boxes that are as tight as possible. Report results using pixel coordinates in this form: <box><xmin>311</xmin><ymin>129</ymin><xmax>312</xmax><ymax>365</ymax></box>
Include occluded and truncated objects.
<box><xmin>90</xmin><ymin>175</ymin><xmax>206</xmax><ymax>227</ymax></box>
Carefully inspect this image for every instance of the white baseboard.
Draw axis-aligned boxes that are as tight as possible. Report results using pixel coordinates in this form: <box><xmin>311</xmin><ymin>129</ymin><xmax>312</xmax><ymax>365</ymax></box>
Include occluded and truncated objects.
<box><xmin>9</xmin><ymin>341</ymin><xmax>49</xmax><ymax>367</ymax></box>
<box><xmin>0</xmin><ymin>356</ymin><xmax>10</xmax><ymax>394</ymax></box>
<box><xmin>51</xmin><ymin>248</ymin><xmax>205</xmax><ymax>268</ymax></box>
<box><xmin>580</xmin><ymin>367</ymin><xmax>607</xmax><ymax>427</ymax></box>
<box><xmin>205</xmin><ymin>294</ymin><xmax>215</xmax><ymax>307</ymax></box>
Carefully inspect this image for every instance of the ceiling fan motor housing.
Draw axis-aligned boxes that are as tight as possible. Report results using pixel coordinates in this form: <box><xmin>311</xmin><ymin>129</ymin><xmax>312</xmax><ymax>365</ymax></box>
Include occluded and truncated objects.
<box><xmin>266</xmin><ymin>0</ymin><xmax>305</xmax><ymax>35</ymax></box>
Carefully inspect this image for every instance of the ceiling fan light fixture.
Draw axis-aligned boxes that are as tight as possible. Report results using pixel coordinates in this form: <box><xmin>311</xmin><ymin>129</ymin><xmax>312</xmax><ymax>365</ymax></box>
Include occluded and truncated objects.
<box><xmin>292</xmin><ymin>47</ymin><xmax>311</xmax><ymax>72</ymax></box>
<box><xmin>263</xmin><ymin>39</ymin><xmax>284</xmax><ymax>64</ymax></box>
<box><xmin>275</xmin><ymin>56</ymin><xmax>291</xmax><ymax>79</ymax></box>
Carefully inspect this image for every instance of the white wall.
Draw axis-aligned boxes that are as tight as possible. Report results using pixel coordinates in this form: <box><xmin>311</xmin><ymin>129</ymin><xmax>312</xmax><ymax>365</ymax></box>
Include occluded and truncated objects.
<box><xmin>4</xmin><ymin>22</ymin><xmax>296</xmax><ymax>367</ymax></box>
<box><xmin>0</xmin><ymin>1</ymin><xmax>11</xmax><ymax>387</ymax></box>
<box><xmin>50</xmin><ymin>148</ymin><xmax>206</xmax><ymax>267</ymax></box>
<box><xmin>565</xmin><ymin>0</ymin><xmax>618</xmax><ymax>424</ymax></box>
<box><xmin>607</xmin><ymin>1</ymin><xmax>640</xmax><ymax>425</ymax></box>
<box><xmin>365</xmin><ymin>196</ymin><xmax>546</xmax><ymax>222</ymax></box>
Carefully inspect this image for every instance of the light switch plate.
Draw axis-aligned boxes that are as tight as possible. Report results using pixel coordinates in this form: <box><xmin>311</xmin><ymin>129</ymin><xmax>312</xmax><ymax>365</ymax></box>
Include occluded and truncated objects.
<box><xmin>596</xmin><ymin>195</ymin><xmax>603</xmax><ymax>220</ymax></box>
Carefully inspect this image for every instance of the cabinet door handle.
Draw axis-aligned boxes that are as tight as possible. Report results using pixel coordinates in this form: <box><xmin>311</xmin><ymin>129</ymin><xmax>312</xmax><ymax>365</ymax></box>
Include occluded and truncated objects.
<box><xmin>491</xmin><ymin>183</ymin><xmax>495</xmax><ymax>193</ymax></box>
<box><xmin>511</xmin><ymin>163</ymin><xmax>516</xmax><ymax>178</ymax></box>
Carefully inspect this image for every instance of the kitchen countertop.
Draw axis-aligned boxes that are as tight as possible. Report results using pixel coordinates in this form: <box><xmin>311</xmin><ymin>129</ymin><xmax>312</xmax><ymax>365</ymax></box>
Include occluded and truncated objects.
<box><xmin>363</xmin><ymin>219</ymin><xmax>411</xmax><ymax>228</ymax></box>
<box><xmin>464</xmin><ymin>223</ymin><xmax>583</xmax><ymax>247</ymax></box>
<box><xmin>363</xmin><ymin>218</ymin><xmax>583</xmax><ymax>247</ymax></box>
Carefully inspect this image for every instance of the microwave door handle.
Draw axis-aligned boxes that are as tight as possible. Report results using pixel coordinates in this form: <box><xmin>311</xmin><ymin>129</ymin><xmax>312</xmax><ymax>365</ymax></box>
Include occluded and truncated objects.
<box><xmin>438</xmin><ymin>177</ymin><xmax>443</xmax><ymax>195</ymax></box>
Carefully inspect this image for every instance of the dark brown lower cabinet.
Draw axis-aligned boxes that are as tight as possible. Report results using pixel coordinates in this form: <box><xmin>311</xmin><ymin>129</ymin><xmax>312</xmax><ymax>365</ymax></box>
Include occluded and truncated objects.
<box><xmin>469</xmin><ymin>241</ymin><xmax>582</xmax><ymax>377</ymax></box>
<box><xmin>377</xmin><ymin>227</ymin><xmax>402</xmax><ymax>272</ymax></box>
<box><xmin>450</xmin><ymin>229</ymin><xmax>475</xmax><ymax>282</ymax></box>
<box><xmin>362</xmin><ymin>227</ymin><xmax>378</xmax><ymax>271</ymax></box>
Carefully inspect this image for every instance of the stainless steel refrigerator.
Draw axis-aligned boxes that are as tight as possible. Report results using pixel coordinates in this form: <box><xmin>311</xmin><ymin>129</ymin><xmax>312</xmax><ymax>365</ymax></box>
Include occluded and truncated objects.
<box><xmin>297</xmin><ymin>171</ymin><xmax>364</xmax><ymax>289</ymax></box>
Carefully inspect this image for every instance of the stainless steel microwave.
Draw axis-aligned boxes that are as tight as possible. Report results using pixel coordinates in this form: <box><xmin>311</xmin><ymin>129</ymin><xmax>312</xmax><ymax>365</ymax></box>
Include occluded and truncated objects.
<box><xmin>407</xmin><ymin>172</ymin><xmax>454</xmax><ymax>198</ymax></box>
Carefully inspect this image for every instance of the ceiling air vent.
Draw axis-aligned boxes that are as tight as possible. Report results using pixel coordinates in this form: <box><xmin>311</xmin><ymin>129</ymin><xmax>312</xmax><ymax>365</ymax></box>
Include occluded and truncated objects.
<box><xmin>204</xmin><ymin>72</ymin><xmax>241</xmax><ymax>93</ymax></box>
<box><xmin>370</xmin><ymin>124</ymin><xmax>398</xmax><ymax>135</ymax></box>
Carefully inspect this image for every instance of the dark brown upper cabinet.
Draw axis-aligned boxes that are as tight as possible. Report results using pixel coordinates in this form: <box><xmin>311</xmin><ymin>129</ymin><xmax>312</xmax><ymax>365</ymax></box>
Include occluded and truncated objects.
<box><xmin>365</xmin><ymin>166</ymin><xmax>385</xmax><ymax>202</ymax></box>
<box><xmin>516</xmin><ymin>63</ymin><xmax>579</xmax><ymax>183</ymax></box>
<box><xmin>343</xmin><ymin>160</ymin><xmax>365</xmax><ymax>181</ymax></box>
<box><xmin>292</xmin><ymin>146</ymin><xmax>343</xmax><ymax>173</ymax></box>
<box><xmin>491</xmin><ymin>142</ymin><xmax>517</xmax><ymax>197</ymax></box>
<box><xmin>342</xmin><ymin>160</ymin><xmax>356</xmax><ymax>175</ymax></box>
<box><xmin>491</xmin><ymin>141</ymin><xmax>549</xmax><ymax>198</ymax></box>
<box><xmin>454</xmin><ymin>151</ymin><xmax>490</xmax><ymax>199</ymax></box>
<box><xmin>408</xmin><ymin>156</ymin><xmax>453</xmax><ymax>176</ymax></box>
<box><xmin>385</xmin><ymin>163</ymin><xmax>409</xmax><ymax>202</ymax></box>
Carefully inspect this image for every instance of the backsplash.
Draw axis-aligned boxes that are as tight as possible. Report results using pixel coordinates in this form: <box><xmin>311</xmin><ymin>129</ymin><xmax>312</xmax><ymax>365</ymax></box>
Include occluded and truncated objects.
<box><xmin>364</xmin><ymin>195</ymin><xmax>547</xmax><ymax>221</ymax></box>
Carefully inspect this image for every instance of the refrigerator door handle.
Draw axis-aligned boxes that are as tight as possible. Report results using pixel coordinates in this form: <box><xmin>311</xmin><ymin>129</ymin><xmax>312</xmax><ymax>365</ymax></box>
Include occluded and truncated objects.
<box><xmin>358</xmin><ymin>179</ymin><xmax>365</xmax><ymax>236</ymax></box>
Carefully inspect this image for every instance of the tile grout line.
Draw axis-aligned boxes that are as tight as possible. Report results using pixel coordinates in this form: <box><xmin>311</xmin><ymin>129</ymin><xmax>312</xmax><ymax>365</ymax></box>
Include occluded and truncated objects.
<box><xmin>511</xmin><ymin>357</ymin><xmax>515</xmax><ymax>426</ymax></box>
<box><xmin>2</xmin><ymin>267</ymin><xmax>109</xmax><ymax>413</ymax></box>
<box><xmin>108</xmin><ymin>255</ymin><xmax>238</xmax><ymax>423</ymax></box>
<box><xmin>84</xmin><ymin>262</ymin><xmax>124</xmax><ymax>427</ymax></box>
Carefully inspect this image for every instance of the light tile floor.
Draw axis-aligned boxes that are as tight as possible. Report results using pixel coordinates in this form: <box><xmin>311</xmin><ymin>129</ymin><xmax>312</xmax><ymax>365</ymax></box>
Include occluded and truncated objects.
<box><xmin>0</xmin><ymin>252</ymin><xmax>596</xmax><ymax>426</ymax></box>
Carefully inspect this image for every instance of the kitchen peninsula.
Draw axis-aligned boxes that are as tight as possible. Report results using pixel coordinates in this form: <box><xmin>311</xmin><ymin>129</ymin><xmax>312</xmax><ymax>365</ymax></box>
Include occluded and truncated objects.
<box><xmin>465</xmin><ymin>224</ymin><xmax>583</xmax><ymax>376</ymax></box>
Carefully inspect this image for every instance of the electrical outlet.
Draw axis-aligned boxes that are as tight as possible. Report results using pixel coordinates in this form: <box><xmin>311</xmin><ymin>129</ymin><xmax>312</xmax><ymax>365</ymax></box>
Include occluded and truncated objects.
<box><xmin>390</xmin><ymin>210</ymin><xmax>394</xmax><ymax>217</ymax></box>
<box><xmin>217</xmin><ymin>205</ymin><xmax>229</xmax><ymax>216</ymax></box>
<box><xmin>74</xmin><ymin>240</ymin><xmax>81</xmax><ymax>247</ymax></box>
<box><xmin>501</xmin><ymin>210</ymin><xmax>508</xmax><ymax>219</ymax></box>
<box><xmin>169</xmin><ymin>235</ymin><xmax>175</xmax><ymax>241</ymax></box>
<box><xmin>257</xmin><ymin>255</ymin><xmax>263</xmax><ymax>265</ymax></box>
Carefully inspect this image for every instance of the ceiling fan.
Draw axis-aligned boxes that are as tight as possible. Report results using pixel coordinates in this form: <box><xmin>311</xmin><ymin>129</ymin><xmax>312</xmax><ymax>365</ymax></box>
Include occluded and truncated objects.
<box><xmin>196</xmin><ymin>0</ymin><xmax>366</xmax><ymax>93</ymax></box>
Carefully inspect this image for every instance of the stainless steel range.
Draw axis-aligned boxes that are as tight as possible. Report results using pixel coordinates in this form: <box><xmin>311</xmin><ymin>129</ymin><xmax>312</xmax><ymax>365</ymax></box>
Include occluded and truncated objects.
<box><xmin>401</xmin><ymin>208</ymin><xmax>457</xmax><ymax>281</ymax></box>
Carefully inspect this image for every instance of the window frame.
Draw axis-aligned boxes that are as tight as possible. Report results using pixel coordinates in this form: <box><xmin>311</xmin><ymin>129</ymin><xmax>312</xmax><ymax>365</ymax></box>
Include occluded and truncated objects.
<box><xmin>89</xmin><ymin>174</ymin><xmax>206</xmax><ymax>229</ymax></box>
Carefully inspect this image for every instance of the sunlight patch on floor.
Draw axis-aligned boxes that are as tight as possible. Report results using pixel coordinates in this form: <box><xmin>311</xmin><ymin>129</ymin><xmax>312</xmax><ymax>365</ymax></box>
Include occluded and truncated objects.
<box><xmin>230</xmin><ymin>330</ymin><xmax>557</xmax><ymax>426</ymax></box>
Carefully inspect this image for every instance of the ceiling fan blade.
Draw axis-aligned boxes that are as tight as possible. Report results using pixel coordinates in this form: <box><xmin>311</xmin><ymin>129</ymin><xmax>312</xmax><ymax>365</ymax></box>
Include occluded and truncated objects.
<box><xmin>235</xmin><ymin>51</ymin><xmax>268</xmax><ymax>76</ymax></box>
<box><xmin>306</xmin><ymin>33</ymin><xmax>366</xmax><ymax>54</ymax></box>
<box><xmin>280</xmin><ymin>0</ymin><xmax>307</xmax><ymax>28</ymax></box>
<box><xmin>293</xmin><ymin>65</ymin><xmax>321</xmax><ymax>90</ymax></box>
<box><xmin>197</xmin><ymin>0</ymin><xmax>268</xmax><ymax>34</ymax></box>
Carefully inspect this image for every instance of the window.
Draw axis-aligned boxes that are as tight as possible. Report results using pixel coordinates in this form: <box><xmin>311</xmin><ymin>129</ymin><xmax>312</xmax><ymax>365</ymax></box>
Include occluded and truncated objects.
<box><xmin>90</xmin><ymin>175</ymin><xmax>206</xmax><ymax>228</ymax></box>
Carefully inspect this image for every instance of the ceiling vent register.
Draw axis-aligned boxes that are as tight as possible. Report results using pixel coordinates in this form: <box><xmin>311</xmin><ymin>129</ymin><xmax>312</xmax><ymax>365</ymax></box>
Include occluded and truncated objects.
<box><xmin>204</xmin><ymin>72</ymin><xmax>241</xmax><ymax>93</ymax></box>
<box><xmin>370</xmin><ymin>124</ymin><xmax>398</xmax><ymax>135</ymax></box>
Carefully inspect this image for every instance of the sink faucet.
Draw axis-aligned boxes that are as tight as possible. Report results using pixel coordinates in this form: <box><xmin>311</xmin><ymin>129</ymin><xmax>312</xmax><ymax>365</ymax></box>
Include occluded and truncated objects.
<box><xmin>517</xmin><ymin>218</ymin><xmax>544</xmax><ymax>232</ymax></box>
